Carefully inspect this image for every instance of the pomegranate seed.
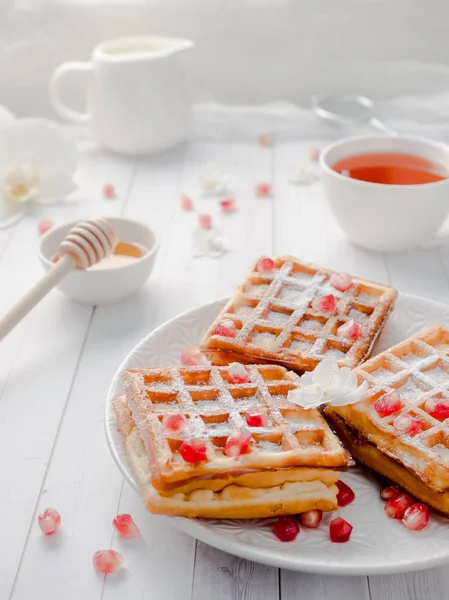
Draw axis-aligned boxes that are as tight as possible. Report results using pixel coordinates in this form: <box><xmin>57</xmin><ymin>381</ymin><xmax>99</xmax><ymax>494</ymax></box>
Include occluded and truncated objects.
<box><xmin>384</xmin><ymin>492</ymin><xmax>414</xmax><ymax>519</ymax></box>
<box><xmin>246</xmin><ymin>405</ymin><xmax>268</xmax><ymax>427</ymax></box>
<box><xmin>380</xmin><ymin>486</ymin><xmax>400</xmax><ymax>501</ymax></box>
<box><xmin>373</xmin><ymin>392</ymin><xmax>403</xmax><ymax>417</ymax></box>
<box><xmin>329</xmin><ymin>517</ymin><xmax>353</xmax><ymax>543</ymax></box>
<box><xmin>38</xmin><ymin>508</ymin><xmax>61</xmax><ymax>535</ymax></box>
<box><xmin>220</xmin><ymin>198</ymin><xmax>237</xmax><ymax>213</ymax></box>
<box><xmin>181</xmin><ymin>347</ymin><xmax>209</xmax><ymax>366</ymax></box>
<box><xmin>309</xmin><ymin>147</ymin><xmax>320</xmax><ymax>162</ymax></box>
<box><xmin>198</xmin><ymin>214</ymin><xmax>212</xmax><ymax>229</ymax></box>
<box><xmin>393</xmin><ymin>413</ymin><xmax>422</xmax><ymax>437</ymax></box>
<box><xmin>255</xmin><ymin>183</ymin><xmax>272</xmax><ymax>197</ymax></box>
<box><xmin>93</xmin><ymin>550</ymin><xmax>123</xmax><ymax>574</ymax></box>
<box><xmin>330</xmin><ymin>272</ymin><xmax>352</xmax><ymax>292</ymax></box>
<box><xmin>272</xmin><ymin>517</ymin><xmax>300</xmax><ymax>542</ymax></box>
<box><xmin>228</xmin><ymin>362</ymin><xmax>250</xmax><ymax>384</ymax></box>
<box><xmin>180</xmin><ymin>194</ymin><xmax>194</xmax><ymax>211</ymax></box>
<box><xmin>224</xmin><ymin>429</ymin><xmax>252</xmax><ymax>457</ymax></box>
<box><xmin>162</xmin><ymin>412</ymin><xmax>187</xmax><ymax>434</ymax></box>
<box><xmin>113</xmin><ymin>514</ymin><xmax>140</xmax><ymax>538</ymax></box>
<box><xmin>299</xmin><ymin>509</ymin><xmax>322</xmax><ymax>528</ymax></box>
<box><xmin>180</xmin><ymin>439</ymin><xmax>208</xmax><ymax>463</ymax></box>
<box><xmin>335</xmin><ymin>480</ymin><xmax>355</xmax><ymax>507</ymax></box>
<box><xmin>256</xmin><ymin>256</ymin><xmax>275</xmax><ymax>273</ymax></box>
<box><xmin>258</xmin><ymin>134</ymin><xmax>273</xmax><ymax>147</ymax></box>
<box><xmin>424</xmin><ymin>397</ymin><xmax>449</xmax><ymax>420</ymax></box>
<box><xmin>38</xmin><ymin>219</ymin><xmax>53</xmax><ymax>236</ymax></box>
<box><xmin>103</xmin><ymin>183</ymin><xmax>116</xmax><ymax>199</ymax></box>
<box><xmin>311</xmin><ymin>294</ymin><xmax>337</xmax><ymax>313</ymax></box>
<box><xmin>213</xmin><ymin>319</ymin><xmax>236</xmax><ymax>337</ymax></box>
<box><xmin>402</xmin><ymin>503</ymin><xmax>429</xmax><ymax>531</ymax></box>
<box><xmin>337</xmin><ymin>320</ymin><xmax>361</xmax><ymax>341</ymax></box>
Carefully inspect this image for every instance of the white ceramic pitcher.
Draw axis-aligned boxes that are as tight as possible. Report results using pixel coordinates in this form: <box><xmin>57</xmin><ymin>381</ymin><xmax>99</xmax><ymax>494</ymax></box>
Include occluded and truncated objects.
<box><xmin>50</xmin><ymin>36</ymin><xmax>194</xmax><ymax>155</ymax></box>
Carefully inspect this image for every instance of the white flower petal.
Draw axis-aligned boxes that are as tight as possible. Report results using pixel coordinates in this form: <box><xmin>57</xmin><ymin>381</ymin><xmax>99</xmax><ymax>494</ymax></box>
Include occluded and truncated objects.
<box><xmin>0</xmin><ymin>105</ymin><xmax>15</xmax><ymax>130</ymax></box>
<box><xmin>311</xmin><ymin>357</ymin><xmax>338</xmax><ymax>385</ymax></box>
<box><xmin>329</xmin><ymin>381</ymin><xmax>369</xmax><ymax>406</ymax></box>
<box><xmin>288</xmin><ymin>384</ymin><xmax>326</xmax><ymax>409</ymax></box>
<box><xmin>0</xmin><ymin>197</ymin><xmax>27</xmax><ymax>229</ymax></box>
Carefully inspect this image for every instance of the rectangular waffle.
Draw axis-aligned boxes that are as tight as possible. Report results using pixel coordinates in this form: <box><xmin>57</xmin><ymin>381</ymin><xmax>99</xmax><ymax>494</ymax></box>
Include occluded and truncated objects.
<box><xmin>326</xmin><ymin>326</ymin><xmax>449</xmax><ymax>515</ymax></box>
<box><xmin>200</xmin><ymin>256</ymin><xmax>397</xmax><ymax>372</ymax></box>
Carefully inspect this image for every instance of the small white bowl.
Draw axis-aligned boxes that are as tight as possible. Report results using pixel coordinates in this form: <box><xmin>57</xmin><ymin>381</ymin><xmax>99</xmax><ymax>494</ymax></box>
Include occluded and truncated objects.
<box><xmin>39</xmin><ymin>217</ymin><xmax>159</xmax><ymax>305</ymax></box>
<box><xmin>320</xmin><ymin>135</ymin><xmax>449</xmax><ymax>252</ymax></box>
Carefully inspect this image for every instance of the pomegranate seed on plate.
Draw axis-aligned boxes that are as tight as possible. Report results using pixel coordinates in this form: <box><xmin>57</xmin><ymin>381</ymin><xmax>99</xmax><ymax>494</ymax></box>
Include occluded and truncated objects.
<box><xmin>113</xmin><ymin>514</ymin><xmax>140</xmax><ymax>538</ymax></box>
<box><xmin>258</xmin><ymin>134</ymin><xmax>273</xmax><ymax>147</ymax></box>
<box><xmin>329</xmin><ymin>272</ymin><xmax>352</xmax><ymax>292</ymax></box>
<box><xmin>213</xmin><ymin>319</ymin><xmax>237</xmax><ymax>337</ymax></box>
<box><xmin>38</xmin><ymin>219</ymin><xmax>53</xmax><ymax>236</ymax></box>
<box><xmin>38</xmin><ymin>508</ymin><xmax>61</xmax><ymax>535</ymax></box>
<box><xmin>228</xmin><ymin>362</ymin><xmax>250</xmax><ymax>384</ymax></box>
<box><xmin>380</xmin><ymin>486</ymin><xmax>400</xmax><ymax>501</ymax></box>
<box><xmin>335</xmin><ymin>480</ymin><xmax>355</xmax><ymax>507</ymax></box>
<box><xmin>256</xmin><ymin>256</ymin><xmax>275</xmax><ymax>273</ymax></box>
<box><xmin>337</xmin><ymin>320</ymin><xmax>361</xmax><ymax>341</ymax></box>
<box><xmin>180</xmin><ymin>194</ymin><xmax>194</xmax><ymax>211</ymax></box>
<box><xmin>220</xmin><ymin>198</ymin><xmax>237</xmax><ymax>213</ymax></box>
<box><xmin>384</xmin><ymin>492</ymin><xmax>414</xmax><ymax>519</ymax></box>
<box><xmin>103</xmin><ymin>183</ymin><xmax>116</xmax><ymax>199</ymax></box>
<box><xmin>402</xmin><ymin>503</ymin><xmax>429</xmax><ymax>531</ymax></box>
<box><xmin>329</xmin><ymin>517</ymin><xmax>353</xmax><ymax>543</ymax></box>
<box><xmin>272</xmin><ymin>517</ymin><xmax>300</xmax><ymax>542</ymax></box>
<box><xmin>162</xmin><ymin>412</ymin><xmax>187</xmax><ymax>434</ymax></box>
<box><xmin>246</xmin><ymin>405</ymin><xmax>268</xmax><ymax>427</ymax></box>
<box><xmin>424</xmin><ymin>396</ymin><xmax>449</xmax><ymax>420</ymax></box>
<box><xmin>181</xmin><ymin>346</ymin><xmax>209</xmax><ymax>366</ymax></box>
<box><xmin>180</xmin><ymin>439</ymin><xmax>208</xmax><ymax>463</ymax></box>
<box><xmin>299</xmin><ymin>509</ymin><xmax>322</xmax><ymax>528</ymax></box>
<box><xmin>373</xmin><ymin>392</ymin><xmax>403</xmax><ymax>417</ymax></box>
<box><xmin>309</xmin><ymin>147</ymin><xmax>320</xmax><ymax>162</ymax></box>
<box><xmin>93</xmin><ymin>550</ymin><xmax>123</xmax><ymax>574</ymax></box>
<box><xmin>311</xmin><ymin>294</ymin><xmax>337</xmax><ymax>313</ymax></box>
<box><xmin>224</xmin><ymin>429</ymin><xmax>252</xmax><ymax>457</ymax></box>
<box><xmin>393</xmin><ymin>413</ymin><xmax>422</xmax><ymax>436</ymax></box>
<box><xmin>198</xmin><ymin>213</ymin><xmax>212</xmax><ymax>229</ymax></box>
<box><xmin>255</xmin><ymin>183</ymin><xmax>272</xmax><ymax>197</ymax></box>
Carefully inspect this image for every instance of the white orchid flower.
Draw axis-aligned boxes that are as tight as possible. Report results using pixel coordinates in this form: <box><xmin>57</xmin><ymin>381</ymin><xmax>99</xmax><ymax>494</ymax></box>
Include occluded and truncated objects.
<box><xmin>287</xmin><ymin>358</ymin><xmax>368</xmax><ymax>409</ymax></box>
<box><xmin>0</xmin><ymin>113</ymin><xmax>78</xmax><ymax>229</ymax></box>
<box><xmin>195</xmin><ymin>164</ymin><xmax>231</xmax><ymax>196</ymax></box>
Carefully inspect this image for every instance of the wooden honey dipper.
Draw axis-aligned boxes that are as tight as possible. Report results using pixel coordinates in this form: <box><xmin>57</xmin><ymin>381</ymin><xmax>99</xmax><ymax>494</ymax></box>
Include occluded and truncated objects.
<box><xmin>0</xmin><ymin>218</ymin><xmax>117</xmax><ymax>341</ymax></box>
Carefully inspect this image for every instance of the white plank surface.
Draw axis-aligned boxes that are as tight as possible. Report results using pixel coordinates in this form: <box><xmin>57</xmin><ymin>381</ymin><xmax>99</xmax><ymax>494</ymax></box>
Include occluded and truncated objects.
<box><xmin>2</xmin><ymin>133</ymin><xmax>449</xmax><ymax>600</ymax></box>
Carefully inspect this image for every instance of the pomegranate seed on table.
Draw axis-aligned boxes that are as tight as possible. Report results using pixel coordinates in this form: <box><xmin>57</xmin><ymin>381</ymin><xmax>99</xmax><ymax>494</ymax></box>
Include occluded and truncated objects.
<box><xmin>335</xmin><ymin>480</ymin><xmax>355</xmax><ymax>507</ymax></box>
<box><xmin>103</xmin><ymin>183</ymin><xmax>116</xmax><ymax>199</ymax></box>
<box><xmin>228</xmin><ymin>362</ymin><xmax>250</xmax><ymax>384</ymax></box>
<box><xmin>38</xmin><ymin>508</ymin><xmax>61</xmax><ymax>535</ymax></box>
<box><xmin>329</xmin><ymin>517</ymin><xmax>353</xmax><ymax>543</ymax></box>
<box><xmin>181</xmin><ymin>347</ymin><xmax>209</xmax><ymax>366</ymax></box>
<box><xmin>93</xmin><ymin>550</ymin><xmax>123</xmax><ymax>574</ymax></box>
<box><xmin>393</xmin><ymin>413</ymin><xmax>422</xmax><ymax>436</ymax></box>
<box><xmin>424</xmin><ymin>396</ymin><xmax>449</xmax><ymax>420</ymax></box>
<box><xmin>311</xmin><ymin>294</ymin><xmax>337</xmax><ymax>313</ymax></box>
<box><xmin>258</xmin><ymin>134</ymin><xmax>273</xmax><ymax>147</ymax></box>
<box><xmin>299</xmin><ymin>509</ymin><xmax>322</xmax><ymax>528</ymax></box>
<box><xmin>256</xmin><ymin>256</ymin><xmax>275</xmax><ymax>273</ymax></box>
<box><xmin>384</xmin><ymin>492</ymin><xmax>414</xmax><ymax>519</ymax></box>
<box><xmin>380</xmin><ymin>486</ymin><xmax>400</xmax><ymax>501</ymax></box>
<box><xmin>337</xmin><ymin>320</ymin><xmax>361</xmax><ymax>341</ymax></box>
<box><xmin>246</xmin><ymin>406</ymin><xmax>269</xmax><ymax>427</ymax></box>
<box><xmin>180</xmin><ymin>439</ymin><xmax>208</xmax><ymax>463</ymax></box>
<box><xmin>224</xmin><ymin>429</ymin><xmax>252</xmax><ymax>457</ymax></box>
<box><xmin>329</xmin><ymin>272</ymin><xmax>352</xmax><ymax>292</ymax></box>
<box><xmin>113</xmin><ymin>514</ymin><xmax>140</xmax><ymax>538</ymax></box>
<box><xmin>255</xmin><ymin>183</ymin><xmax>272</xmax><ymax>197</ymax></box>
<box><xmin>180</xmin><ymin>194</ymin><xmax>194</xmax><ymax>211</ymax></box>
<box><xmin>373</xmin><ymin>392</ymin><xmax>403</xmax><ymax>417</ymax></box>
<box><xmin>309</xmin><ymin>147</ymin><xmax>320</xmax><ymax>162</ymax></box>
<box><xmin>38</xmin><ymin>219</ymin><xmax>53</xmax><ymax>236</ymax></box>
<box><xmin>198</xmin><ymin>213</ymin><xmax>212</xmax><ymax>229</ymax></box>
<box><xmin>272</xmin><ymin>517</ymin><xmax>300</xmax><ymax>542</ymax></box>
<box><xmin>220</xmin><ymin>198</ymin><xmax>237</xmax><ymax>213</ymax></box>
<box><xmin>162</xmin><ymin>412</ymin><xmax>187</xmax><ymax>434</ymax></box>
<box><xmin>402</xmin><ymin>503</ymin><xmax>429</xmax><ymax>531</ymax></box>
<box><xmin>213</xmin><ymin>319</ymin><xmax>237</xmax><ymax>337</ymax></box>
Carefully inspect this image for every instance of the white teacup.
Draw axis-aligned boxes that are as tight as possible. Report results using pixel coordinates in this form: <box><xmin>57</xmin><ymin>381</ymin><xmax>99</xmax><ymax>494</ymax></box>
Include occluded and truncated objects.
<box><xmin>50</xmin><ymin>36</ymin><xmax>194</xmax><ymax>155</ymax></box>
<box><xmin>320</xmin><ymin>135</ymin><xmax>449</xmax><ymax>252</ymax></box>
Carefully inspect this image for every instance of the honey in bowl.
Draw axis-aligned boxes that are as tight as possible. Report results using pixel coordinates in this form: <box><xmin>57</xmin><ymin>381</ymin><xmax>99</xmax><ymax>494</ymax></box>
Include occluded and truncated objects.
<box><xmin>54</xmin><ymin>240</ymin><xmax>147</xmax><ymax>270</ymax></box>
<box><xmin>332</xmin><ymin>153</ymin><xmax>447</xmax><ymax>185</ymax></box>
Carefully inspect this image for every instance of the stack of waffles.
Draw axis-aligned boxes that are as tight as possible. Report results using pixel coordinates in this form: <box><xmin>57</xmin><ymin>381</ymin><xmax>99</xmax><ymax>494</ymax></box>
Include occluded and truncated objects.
<box><xmin>114</xmin><ymin>364</ymin><xmax>349</xmax><ymax>518</ymax></box>
<box><xmin>200</xmin><ymin>256</ymin><xmax>397</xmax><ymax>371</ymax></box>
<box><xmin>326</xmin><ymin>326</ymin><xmax>449</xmax><ymax>517</ymax></box>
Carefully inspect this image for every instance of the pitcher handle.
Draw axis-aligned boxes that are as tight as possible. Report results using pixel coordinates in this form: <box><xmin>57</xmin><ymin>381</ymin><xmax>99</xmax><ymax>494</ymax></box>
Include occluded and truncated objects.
<box><xmin>49</xmin><ymin>62</ymin><xmax>92</xmax><ymax>124</ymax></box>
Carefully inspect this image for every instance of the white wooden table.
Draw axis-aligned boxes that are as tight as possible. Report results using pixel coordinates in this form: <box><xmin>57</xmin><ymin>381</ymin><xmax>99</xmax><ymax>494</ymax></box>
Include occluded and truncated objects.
<box><xmin>2</xmin><ymin>131</ymin><xmax>449</xmax><ymax>600</ymax></box>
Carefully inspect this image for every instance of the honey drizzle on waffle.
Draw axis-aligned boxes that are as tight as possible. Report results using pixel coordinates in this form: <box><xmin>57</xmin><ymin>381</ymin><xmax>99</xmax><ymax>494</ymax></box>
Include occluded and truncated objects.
<box><xmin>122</xmin><ymin>364</ymin><xmax>348</xmax><ymax>482</ymax></box>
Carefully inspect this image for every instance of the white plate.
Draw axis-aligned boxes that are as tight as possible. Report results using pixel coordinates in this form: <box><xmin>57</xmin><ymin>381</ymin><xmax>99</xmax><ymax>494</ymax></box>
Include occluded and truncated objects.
<box><xmin>105</xmin><ymin>293</ymin><xmax>449</xmax><ymax>575</ymax></box>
